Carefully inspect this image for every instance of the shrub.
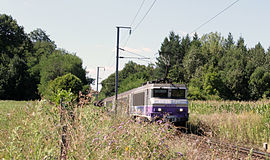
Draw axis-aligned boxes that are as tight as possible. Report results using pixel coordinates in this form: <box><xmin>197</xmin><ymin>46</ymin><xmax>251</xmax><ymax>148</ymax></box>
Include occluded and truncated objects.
<box><xmin>44</xmin><ymin>73</ymin><xmax>83</xmax><ymax>101</ymax></box>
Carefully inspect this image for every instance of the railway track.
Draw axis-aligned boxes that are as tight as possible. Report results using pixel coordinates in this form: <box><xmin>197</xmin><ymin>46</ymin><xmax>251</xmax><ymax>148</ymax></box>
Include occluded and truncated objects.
<box><xmin>175</xmin><ymin>126</ymin><xmax>270</xmax><ymax>159</ymax></box>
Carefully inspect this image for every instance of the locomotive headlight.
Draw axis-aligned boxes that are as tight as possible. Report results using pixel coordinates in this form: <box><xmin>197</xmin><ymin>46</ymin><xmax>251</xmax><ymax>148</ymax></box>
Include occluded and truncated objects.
<box><xmin>179</xmin><ymin>108</ymin><xmax>183</xmax><ymax>112</ymax></box>
<box><xmin>158</xmin><ymin>108</ymin><xmax>162</xmax><ymax>112</ymax></box>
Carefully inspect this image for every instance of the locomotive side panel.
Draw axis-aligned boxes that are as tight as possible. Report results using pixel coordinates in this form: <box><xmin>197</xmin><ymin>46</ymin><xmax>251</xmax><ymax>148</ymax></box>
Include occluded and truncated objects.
<box><xmin>131</xmin><ymin>92</ymin><xmax>145</xmax><ymax>115</ymax></box>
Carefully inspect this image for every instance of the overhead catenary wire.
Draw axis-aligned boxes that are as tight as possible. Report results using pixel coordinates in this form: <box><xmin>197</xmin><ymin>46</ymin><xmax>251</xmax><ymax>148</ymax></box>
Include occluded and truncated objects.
<box><xmin>130</xmin><ymin>0</ymin><xmax>147</xmax><ymax>27</ymax></box>
<box><xmin>119</xmin><ymin>56</ymin><xmax>150</xmax><ymax>60</ymax></box>
<box><xmin>119</xmin><ymin>47</ymin><xmax>149</xmax><ymax>59</ymax></box>
<box><xmin>133</xmin><ymin>0</ymin><xmax>157</xmax><ymax>32</ymax></box>
<box><xmin>120</xmin><ymin>0</ymin><xmax>146</xmax><ymax>46</ymax></box>
<box><xmin>119</xmin><ymin>48</ymin><xmax>152</xmax><ymax>63</ymax></box>
<box><xmin>123</xmin><ymin>0</ymin><xmax>158</xmax><ymax>47</ymax></box>
<box><xmin>190</xmin><ymin>0</ymin><xmax>240</xmax><ymax>34</ymax></box>
<box><xmin>122</xmin><ymin>57</ymin><xmax>152</xmax><ymax>64</ymax></box>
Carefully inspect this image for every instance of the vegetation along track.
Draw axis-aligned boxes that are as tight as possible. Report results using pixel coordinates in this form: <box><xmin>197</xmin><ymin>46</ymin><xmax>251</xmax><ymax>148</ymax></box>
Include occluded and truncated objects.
<box><xmin>175</xmin><ymin>125</ymin><xmax>270</xmax><ymax>159</ymax></box>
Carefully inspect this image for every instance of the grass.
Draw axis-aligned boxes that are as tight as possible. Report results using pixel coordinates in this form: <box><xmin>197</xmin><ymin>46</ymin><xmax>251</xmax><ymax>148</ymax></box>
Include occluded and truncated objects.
<box><xmin>2</xmin><ymin>99</ymin><xmax>269</xmax><ymax>159</ymax></box>
<box><xmin>0</xmin><ymin>100</ymin><xmax>184</xmax><ymax>159</ymax></box>
<box><xmin>0</xmin><ymin>100</ymin><xmax>59</xmax><ymax>159</ymax></box>
<box><xmin>188</xmin><ymin>100</ymin><xmax>270</xmax><ymax>150</ymax></box>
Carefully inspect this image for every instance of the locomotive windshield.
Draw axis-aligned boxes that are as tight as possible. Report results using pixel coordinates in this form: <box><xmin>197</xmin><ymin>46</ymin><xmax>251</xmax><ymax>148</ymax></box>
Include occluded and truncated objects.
<box><xmin>152</xmin><ymin>89</ymin><xmax>168</xmax><ymax>98</ymax></box>
<box><xmin>152</xmin><ymin>88</ymin><xmax>186</xmax><ymax>99</ymax></box>
<box><xmin>171</xmin><ymin>89</ymin><xmax>186</xmax><ymax>99</ymax></box>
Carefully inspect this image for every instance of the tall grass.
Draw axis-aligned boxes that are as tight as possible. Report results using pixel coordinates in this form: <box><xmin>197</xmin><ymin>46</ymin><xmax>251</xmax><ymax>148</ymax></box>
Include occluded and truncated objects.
<box><xmin>189</xmin><ymin>100</ymin><xmax>270</xmax><ymax>149</ymax></box>
<box><xmin>0</xmin><ymin>101</ymin><xmax>184</xmax><ymax>159</ymax></box>
<box><xmin>0</xmin><ymin>101</ymin><xmax>59</xmax><ymax>159</ymax></box>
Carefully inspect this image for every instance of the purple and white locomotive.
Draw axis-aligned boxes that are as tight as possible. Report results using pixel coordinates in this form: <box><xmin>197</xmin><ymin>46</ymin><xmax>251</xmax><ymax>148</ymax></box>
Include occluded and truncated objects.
<box><xmin>103</xmin><ymin>81</ymin><xmax>189</xmax><ymax>124</ymax></box>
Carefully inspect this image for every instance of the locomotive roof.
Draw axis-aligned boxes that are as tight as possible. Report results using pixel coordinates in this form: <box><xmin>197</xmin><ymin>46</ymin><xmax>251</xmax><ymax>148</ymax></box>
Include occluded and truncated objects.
<box><xmin>150</xmin><ymin>83</ymin><xmax>186</xmax><ymax>88</ymax></box>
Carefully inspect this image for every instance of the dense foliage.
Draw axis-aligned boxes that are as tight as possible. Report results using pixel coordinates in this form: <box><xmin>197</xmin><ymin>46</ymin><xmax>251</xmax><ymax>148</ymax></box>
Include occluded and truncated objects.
<box><xmin>156</xmin><ymin>32</ymin><xmax>270</xmax><ymax>100</ymax></box>
<box><xmin>0</xmin><ymin>14</ymin><xmax>91</xmax><ymax>100</ymax></box>
<box><xmin>43</xmin><ymin>73</ymin><xmax>82</xmax><ymax>101</ymax></box>
<box><xmin>0</xmin><ymin>14</ymin><xmax>34</xmax><ymax>100</ymax></box>
<box><xmin>101</xmin><ymin>32</ymin><xmax>270</xmax><ymax>101</ymax></box>
<box><xmin>38</xmin><ymin>50</ymin><xmax>88</xmax><ymax>96</ymax></box>
<box><xmin>99</xmin><ymin>61</ymin><xmax>155</xmax><ymax>99</ymax></box>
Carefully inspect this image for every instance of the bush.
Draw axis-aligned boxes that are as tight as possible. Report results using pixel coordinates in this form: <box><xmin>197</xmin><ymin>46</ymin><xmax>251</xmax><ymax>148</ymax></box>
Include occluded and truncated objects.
<box><xmin>188</xmin><ymin>86</ymin><xmax>206</xmax><ymax>100</ymax></box>
<box><xmin>44</xmin><ymin>73</ymin><xmax>83</xmax><ymax>101</ymax></box>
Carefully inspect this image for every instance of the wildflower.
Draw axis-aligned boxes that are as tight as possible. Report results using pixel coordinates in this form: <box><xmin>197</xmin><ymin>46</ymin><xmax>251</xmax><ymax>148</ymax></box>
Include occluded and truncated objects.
<box><xmin>177</xmin><ymin>152</ymin><xmax>183</xmax><ymax>157</ymax></box>
<box><xmin>125</xmin><ymin>146</ymin><xmax>129</xmax><ymax>151</ymax></box>
<box><xmin>162</xmin><ymin>128</ymin><xmax>165</xmax><ymax>132</ymax></box>
<box><xmin>157</xmin><ymin>120</ymin><xmax>163</xmax><ymax>124</ymax></box>
<box><xmin>160</xmin><ymin>153</ymin><xmax>165</xmax><ymax>157</ymax></box>
<box><xmin>92</xmin><ymin>138</ymin><xmax>99</xmax><ymax>143</ymax></box>
<box><xmin>159</xmin><ymin>140</ymin><xmax>164</xmax><ymax>145</ymax></box>
<box><xmin>109</xmin><ymin>140</ymin><xmax>113</xmax><ymax>146</ymax></box>
<box><xmin>118</xmin><ymin>125</ymin><xmax>122</xmax><ymax>129</ymax></box>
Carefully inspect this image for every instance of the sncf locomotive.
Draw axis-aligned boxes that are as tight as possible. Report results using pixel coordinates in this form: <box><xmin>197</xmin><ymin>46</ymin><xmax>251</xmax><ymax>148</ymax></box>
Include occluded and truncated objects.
<box><xmin>102</xmin><ymin>81</ymin><xmax>189</xmax><ymax>124</ymax></box>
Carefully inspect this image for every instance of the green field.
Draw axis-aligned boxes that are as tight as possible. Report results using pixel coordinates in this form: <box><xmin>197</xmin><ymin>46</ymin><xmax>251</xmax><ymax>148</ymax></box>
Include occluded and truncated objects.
<box><xmin>0</xmin><ymin>101</ymin><xmax>183</xmax><ymax>159</ymax></box>
<box><xmin>1</xmin><ymin>100</ymin><xmax>270</xmax><ymax>159</ymax></box>
<box><xmin>0</xmin><ymin>101</ymin><xmax>60</xmax><ymax>159</ymax></box>
<box><xmin>189</xmin><ymin>100</ymin><xmax>270</xmax><ymax>150</ymax></box>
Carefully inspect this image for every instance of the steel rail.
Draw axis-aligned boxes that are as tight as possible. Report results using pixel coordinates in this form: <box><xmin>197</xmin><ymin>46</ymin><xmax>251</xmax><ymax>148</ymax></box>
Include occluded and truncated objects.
<box><xmin>175</xmin><ymin>127</ymin><xmax>270</xmax><ymax>159</ymax></box>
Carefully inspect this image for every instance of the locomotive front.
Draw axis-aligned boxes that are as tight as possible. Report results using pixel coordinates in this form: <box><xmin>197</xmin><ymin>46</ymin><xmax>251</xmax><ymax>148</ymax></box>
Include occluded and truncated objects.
<box><xmin>148</xmin><ymin>84</ymin><xmax>189</xmax><ymax>123</ymax></box>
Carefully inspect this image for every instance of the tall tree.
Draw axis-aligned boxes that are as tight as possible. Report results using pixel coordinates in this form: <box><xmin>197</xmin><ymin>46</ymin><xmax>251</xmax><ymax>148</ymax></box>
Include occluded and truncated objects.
<box><xmin>156</xmin><ymin>32</ymin><xmax>189</xmax><ymax>80</ymax></box>
<box><xmin>0</xmin><ymin>14</ymin><xmax>33</xmax><ymax>100</ymax></box>
<box><xmin>246</xmin><ymin>43</ymin><xmax>265</xmax><ymax>77</ymax></box>
<box><xmin>27</xmin><ymin>29</ymin><xmax>57</xmax><ymax>98</ymax></box>
<box><xmin>38</xmin><ymin>49</ymin><xmax>87</xmax><ymax>96</ymax></box>
<box><xmin>224</xmin><ymin>32</ymin><xmax>234</xmax><ymax>50</ymax></box>
<box><xmin>249</xmin><ymin>67</ymin><xmax>270</xmax><ymax>99</ymax></box>
<box><xmin>219</xmin><ymin>37</ymin><xmax>249</xmax><ymax>100</ymax></box>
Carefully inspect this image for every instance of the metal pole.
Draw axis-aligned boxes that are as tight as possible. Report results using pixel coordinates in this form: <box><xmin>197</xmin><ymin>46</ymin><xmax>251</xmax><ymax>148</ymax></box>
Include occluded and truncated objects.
<box><xmin>115</xmin><ymin>26</ymin><xmax>131</xmax><ymax>114</ymax></box>
<box><xmin>96</xmin><ymin>67</ymin><xmax>100</xmax><ymax>101</ymax></box>
<box><xmin>115</xmin><ymin>27</ymin><xmax>120</xmax><ymax>102</ymax></box>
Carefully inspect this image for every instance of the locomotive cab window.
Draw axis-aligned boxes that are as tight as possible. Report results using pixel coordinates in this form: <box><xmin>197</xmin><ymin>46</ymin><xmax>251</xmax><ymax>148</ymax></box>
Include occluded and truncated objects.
<box><xmin>152</xmin><ymin>89</ymin><xmax>168</xmax><ymax>98</ymax></box>
<box><xmin>171</xmin><ymin>89</ymin><xmax>186</xmax><ymax>99</ymax></box>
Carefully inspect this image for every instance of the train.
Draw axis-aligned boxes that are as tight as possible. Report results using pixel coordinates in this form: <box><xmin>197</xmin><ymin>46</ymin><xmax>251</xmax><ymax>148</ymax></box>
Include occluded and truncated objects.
<box><xmin>102</xmin><ymin>80</ymin><xmax>189</xmax><ymax>124</ymax></box>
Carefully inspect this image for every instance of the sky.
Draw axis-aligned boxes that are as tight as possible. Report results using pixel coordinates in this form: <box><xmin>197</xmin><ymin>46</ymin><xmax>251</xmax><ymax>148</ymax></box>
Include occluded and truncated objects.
<box><xmin>1</xmin><ymin>0</ymin><xmax>270</xmax><ymax>91</ymax></box>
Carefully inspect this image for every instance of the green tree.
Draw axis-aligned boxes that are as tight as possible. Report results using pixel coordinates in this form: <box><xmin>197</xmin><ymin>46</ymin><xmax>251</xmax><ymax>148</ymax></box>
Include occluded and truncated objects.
<box><xmin>249</xmin><ymin>67</ymin><xmax>270</xmax><ymax>100</ymax></box>
<box><xmin>167</xmin><ymin>63</ymin><xmax>185</xmax><ymax>83</ymax></box>
<box><xmin>155</xmin><ymin>32</ymin><xmax>188</xmax><ymax>80</ymax></box>
<box><xmin>183</xmin><ymin>46</ymin><xmax>205</xmax><ymax>81</ymax></box>
<box><xmin>219</xmin><ymin>37</ymin><xmax>249</xmax><ymax>100</ymax></box>
<box><xmin>27</xmin><ymin>29</ymin><xmax>57</xmax><ymax>98</ymax></box>
<box><xmin>265</xmin><ymin>48</ymin><xmax>270</xmax><ymax>71</ymax></box>
<box><xmin>100</xmin><ymin>62</ymin><xmax>154</xmax><ymax>98</ymax></box>
<box><xmin>245</xmin><ymin>43</ymin><xmax>265</xmax><ymax>77</ymax></box>
<box><xmin>200</xmin><ymin>32</ymin><xmax>224</xmax><ymax>68</ymax></box>
<box><xmin>202</xmin><ymin>66</ymin><xmax>227</xmax><ymax>100</ymax></box>
<box><xmin>38</xmin><ymin>50</ymin><xmax>87</xmax><ymax>96</ymax></box>
<box><xmin>0</xmin><ymin>14</ymin><xmax>33</xmax><ymax>100</ymax></box>
<box><xmin>224</xmin><ymin>32</ymin><xmax>234</xmax><ymax>50</ymax></box>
